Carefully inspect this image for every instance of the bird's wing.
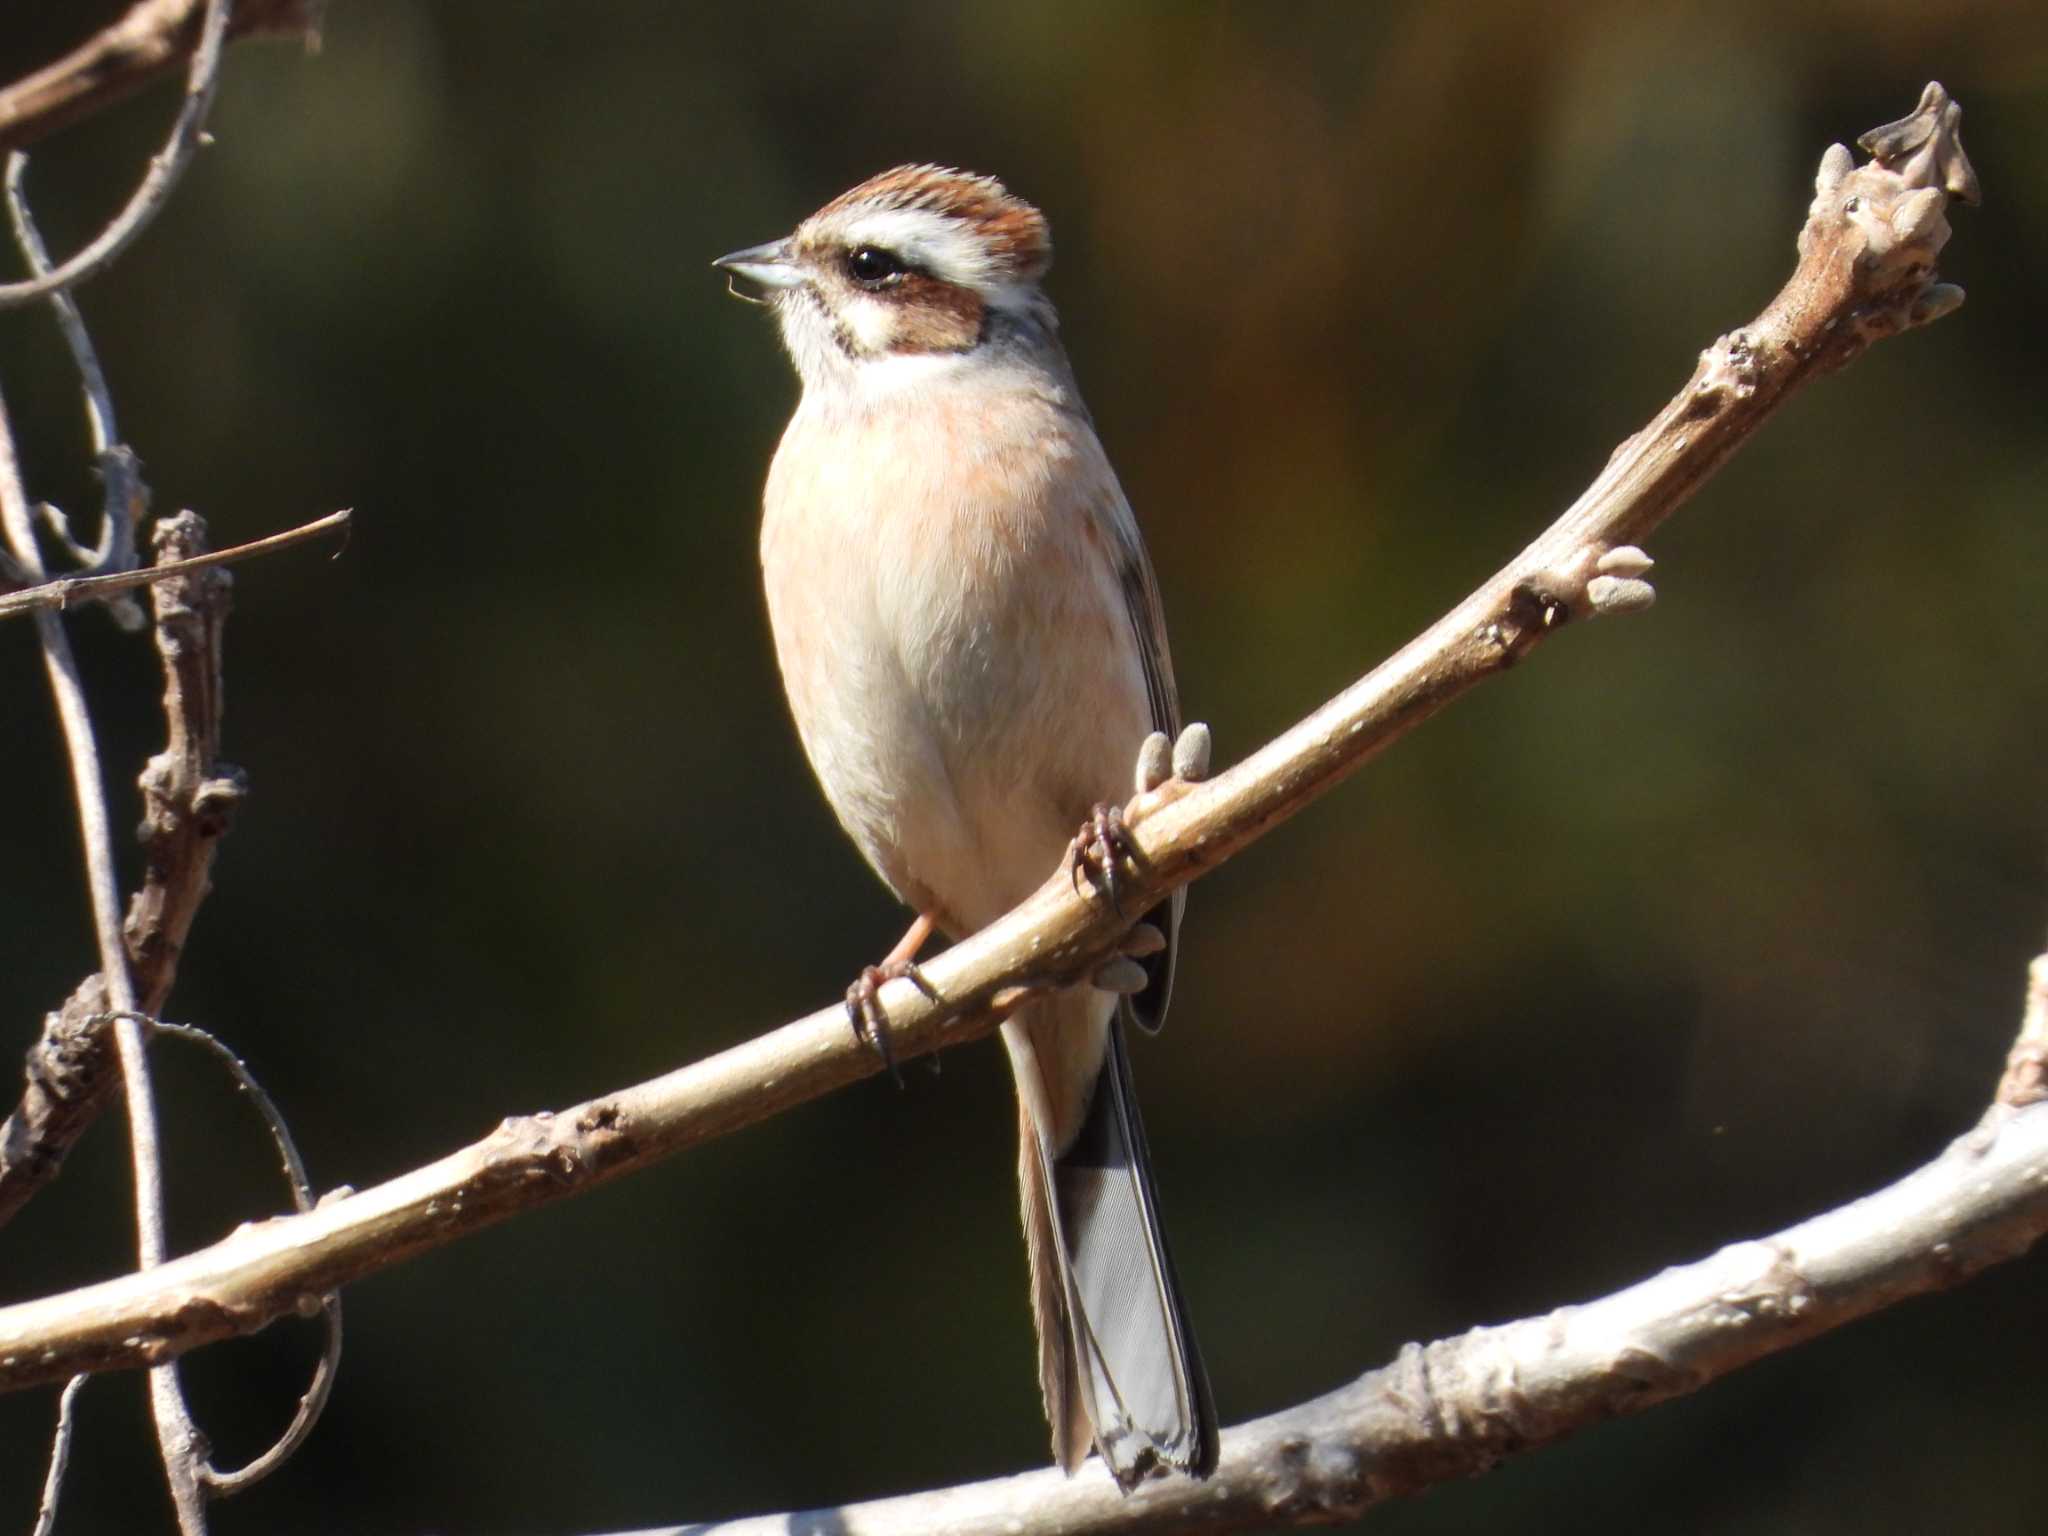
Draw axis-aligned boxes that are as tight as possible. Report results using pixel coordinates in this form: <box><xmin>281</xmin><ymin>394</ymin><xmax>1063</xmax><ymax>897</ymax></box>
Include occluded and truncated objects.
<box><xmin>1101</xmin><ymin>479</ymin><xmax>1183</xmax><ymax>1035</ymax></box>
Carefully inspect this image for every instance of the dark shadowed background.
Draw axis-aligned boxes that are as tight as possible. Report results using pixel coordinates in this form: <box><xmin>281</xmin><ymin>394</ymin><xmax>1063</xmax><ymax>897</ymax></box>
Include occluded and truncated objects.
<box><xmin>3</xmin><ymin>3</ymin><xmax>2045</xmax><ymax>1532</ymax></box>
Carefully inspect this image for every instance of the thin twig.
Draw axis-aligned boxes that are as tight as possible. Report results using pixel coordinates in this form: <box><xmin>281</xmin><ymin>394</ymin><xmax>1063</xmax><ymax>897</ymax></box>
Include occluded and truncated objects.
<box><xmin>0</xmin><ymin>0</ymin><xmax>322</xmax><ymax>158</ymax></box>
<box><xmin>5</xmin><ymin>161</ymin><xmax>117</xmax><ymax>455</ymax></box>
<box><xmin>0</xmin><ymin>508</ymin><xmax>352</xmax><ymax>620</ymax></box>
<box><xmin>148</xmin><ymin>1016</ymin><xmax>318</xmax><ymax>1210</ymax></box>
<box><xmin>4</xmin><ymin>153</ymin><xmax>142</xmax><ymax>598</ymax></box>
<box><xmin>147</xmin><ymin>1017</ymin><xmax>342</xmax><ymax>1493</ymax></box>
<box><xmin>0</xmin><ymin>367</ymin><xmax>209</xmax><ymax>1534</ymax></box>
<box><xmin>31</xmin><ymin>1375</ymin><xmax>88</xmax><ymax>1536</ymax></box>
<box><xmin>0</xmin><ymin>87</ymin><xmax>1985</xmax><ymax>1399</ymax></box>
<box><xmin>0</xmin><ymin>0</ymin><xmax>233</xmax><ymax>310</ymax></box>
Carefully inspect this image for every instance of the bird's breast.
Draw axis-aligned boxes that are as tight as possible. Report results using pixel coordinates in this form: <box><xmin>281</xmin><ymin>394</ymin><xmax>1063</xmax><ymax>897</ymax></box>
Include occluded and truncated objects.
<box><xmin>759</xmin><ymin>386</ymin><xmax>1148</xmax><ymax>927</ymax></box>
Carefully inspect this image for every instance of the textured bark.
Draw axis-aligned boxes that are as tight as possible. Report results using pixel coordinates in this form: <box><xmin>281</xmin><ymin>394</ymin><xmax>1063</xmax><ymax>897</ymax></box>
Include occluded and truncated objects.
<box><xmin>0</xmin><ymin>513</ymin><xmax>242</xmax><ymax>1229</ymax></box>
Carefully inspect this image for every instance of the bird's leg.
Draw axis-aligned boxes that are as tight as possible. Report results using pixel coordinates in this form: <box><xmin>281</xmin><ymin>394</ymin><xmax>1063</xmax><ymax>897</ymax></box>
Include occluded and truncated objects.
<box><xmin>846</xmin><ymin>911</ymin><xmax>942</xmax><ymax>1083</ymax></box>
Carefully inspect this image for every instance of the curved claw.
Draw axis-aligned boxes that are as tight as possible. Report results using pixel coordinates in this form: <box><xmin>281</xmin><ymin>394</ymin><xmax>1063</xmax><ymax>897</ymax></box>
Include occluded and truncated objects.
<box><xmin>1067</xmin><ymin>801</ymin><xmax>1137</xmax><ymax>916</ymax></box>
<box><xmin>845</xmin><ymin>960</ymin><xmax>940</xmax><ymax>1087</ymax></box>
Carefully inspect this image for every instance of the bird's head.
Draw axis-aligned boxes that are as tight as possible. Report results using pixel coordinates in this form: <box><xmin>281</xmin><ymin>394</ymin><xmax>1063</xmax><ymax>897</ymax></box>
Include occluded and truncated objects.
<box><xmin>716</xmin><ymin>164</ymin><xmax>1058</xmax><ymax>391</ymax></box>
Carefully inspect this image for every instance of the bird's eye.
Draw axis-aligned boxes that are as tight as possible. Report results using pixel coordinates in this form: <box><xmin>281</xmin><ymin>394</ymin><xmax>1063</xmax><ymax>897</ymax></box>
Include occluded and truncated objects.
<box><xmin>845</xmin><ymin>246</ymin><xmax>908</xmax><ymax>287</ymax></box>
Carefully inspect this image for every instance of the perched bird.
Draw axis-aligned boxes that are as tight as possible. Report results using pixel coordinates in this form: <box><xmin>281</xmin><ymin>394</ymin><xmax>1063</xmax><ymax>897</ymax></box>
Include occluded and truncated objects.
<box><xmin>716</xmin><ymin>165</ymin><xmax>1216</xmax><ymax>1487</ymax></box>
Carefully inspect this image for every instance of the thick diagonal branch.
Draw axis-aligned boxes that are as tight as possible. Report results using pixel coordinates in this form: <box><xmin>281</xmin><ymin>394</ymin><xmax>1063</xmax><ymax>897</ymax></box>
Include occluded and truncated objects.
<box><xmin>624</xmin><ymin>1099</ymin><xmax>2048</xmax><ymax>1535</ymax></box>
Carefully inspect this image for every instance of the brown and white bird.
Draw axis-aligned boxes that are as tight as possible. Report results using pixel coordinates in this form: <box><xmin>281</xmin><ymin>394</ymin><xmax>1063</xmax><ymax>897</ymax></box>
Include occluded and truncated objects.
<box><xmin>716</xmin><ymin>165</ymin><xmax>1216</xmax><ymax>1486</ymax></box>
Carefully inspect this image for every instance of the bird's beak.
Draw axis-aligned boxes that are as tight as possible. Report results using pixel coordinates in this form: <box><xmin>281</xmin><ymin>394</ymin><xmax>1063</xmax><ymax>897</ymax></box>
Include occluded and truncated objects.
<box><xmin>713</xmin><ymin>239</ymin><xmax>802</xmax><ymax>304</ymax></box>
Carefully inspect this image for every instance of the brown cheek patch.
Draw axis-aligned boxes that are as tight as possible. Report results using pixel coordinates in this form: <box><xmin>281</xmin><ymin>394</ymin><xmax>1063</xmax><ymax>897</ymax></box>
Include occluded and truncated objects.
<box><xmin>891</xmin><ymin>274</ymin><xmax>985</xmax><ymax>354</ymax></box>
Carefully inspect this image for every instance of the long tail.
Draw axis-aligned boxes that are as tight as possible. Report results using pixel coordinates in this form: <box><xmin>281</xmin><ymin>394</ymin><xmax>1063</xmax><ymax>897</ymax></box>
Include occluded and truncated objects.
<box><xmin>1012</xmin><ymin>998</ymin><xmax>1216</xmax><ymax>1488</ymax></box>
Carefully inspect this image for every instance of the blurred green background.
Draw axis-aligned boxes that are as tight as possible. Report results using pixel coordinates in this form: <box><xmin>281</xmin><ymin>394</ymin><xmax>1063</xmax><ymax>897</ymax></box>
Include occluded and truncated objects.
<box><xmin>2</xmin><ymin>2</ymin><xmax>2044</xmax><ymax>1532</ymax></box>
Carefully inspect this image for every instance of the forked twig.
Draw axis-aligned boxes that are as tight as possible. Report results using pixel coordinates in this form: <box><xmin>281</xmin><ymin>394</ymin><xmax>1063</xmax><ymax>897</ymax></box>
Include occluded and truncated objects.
<box><xmin>2</xmin><ymin>5</ymin><xmax>335</xmax><ymax>1524</ymax></box>
<box><xmin>0</xmin><ymin>101</ymin><xmax>236</xmax><ymax>1529</ymax></box>
<box><xmin>0</xmin><ymin>511</ymin><xmax>252</xmax><ymax>1233</ymax></box>
<box><xmin>0</xmin><ymin>382</ymin><xmax>210</xmax><ymax>1533</ymax></box>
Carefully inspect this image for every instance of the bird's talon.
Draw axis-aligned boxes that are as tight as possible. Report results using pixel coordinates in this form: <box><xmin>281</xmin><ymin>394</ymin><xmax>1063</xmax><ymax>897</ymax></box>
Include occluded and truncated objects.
<box><xmin>846</xmin><ymin>962</ymin><xmax>928</xmax><ymax>1086</ymax></box>
<box><xmin>1067</xmin><ymin>801</ymin><xmax>1138</xmax><ymax>916</ymax></box>
<box><xmin>900</xmin><ymin>960</ymin><xmax>940</xmax><ymax>1002</ymax></box>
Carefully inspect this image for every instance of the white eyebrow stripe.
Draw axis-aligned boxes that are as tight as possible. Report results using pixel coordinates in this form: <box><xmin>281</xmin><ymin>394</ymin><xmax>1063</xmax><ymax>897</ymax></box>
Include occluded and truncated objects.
<box><xmin>837</xmin><ymin>208</ymin><xmax>999</xmax><ymax>288</ymax></box>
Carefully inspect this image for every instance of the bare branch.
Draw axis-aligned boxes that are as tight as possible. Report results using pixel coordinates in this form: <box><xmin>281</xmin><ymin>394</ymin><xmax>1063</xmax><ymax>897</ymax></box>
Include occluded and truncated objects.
<box><xmin>0</xmin><ymin>981</ymin><xmax>118</xmax><ymax>1229</ymax></box>
<box><xmin>608</xmin><ymin>1105</ymin><xmax>2048</xmax><ymax>1536</ymax></box>
<box><xmin>0</xmin><ymin>512</ymin><xmax>249</xmax><ymax>1231</ymax></box>
<box><xmin>0</xmin><ymin>381</ymin><xmax>208</xmax><ymax>1533</ymax></box>
<box><xmin>0</xmin><ymin>86</ymin><xmax>1983</xmax><ymax>1396</ymax></box>
<box><xmin>0</xmin><ymin>402</ymin><xmax>152</xmax><ymax>1229</ymax></box>
<box><xmin>1</xmin><ymin>124</ymin><xmax>323</xmax><ymax>1499</ymax></box>
<box><xmin>3</xmin><ymin>1048</ymin><xmax>2043</xmax><ymax>1529</ymax></box>
<box><xmin>0</xmin><ymin>507</ymin><xmax>349</xmax><ymax>622</ymax></box>
<box><xmin>0</xmin><ymin>0</ymin><xmax>233</xmax><ymax>310</ymax></box>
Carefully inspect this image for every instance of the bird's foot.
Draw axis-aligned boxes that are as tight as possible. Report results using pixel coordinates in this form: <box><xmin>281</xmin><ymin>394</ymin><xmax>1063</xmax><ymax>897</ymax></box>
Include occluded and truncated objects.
<box><xmin>1067</xmin><ymin>801</ymin><xmax>1141</xmax><ymax>916</ymax></box>
<box><xmin>846</xmin><ymin>959</ymin><xmax>940</xmax><ymax>1086</ymax></box>
<box><xmin>1070</xmin><ymin>724</ymin><xmax>1214</xmax><ymax>917</ymax></box>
